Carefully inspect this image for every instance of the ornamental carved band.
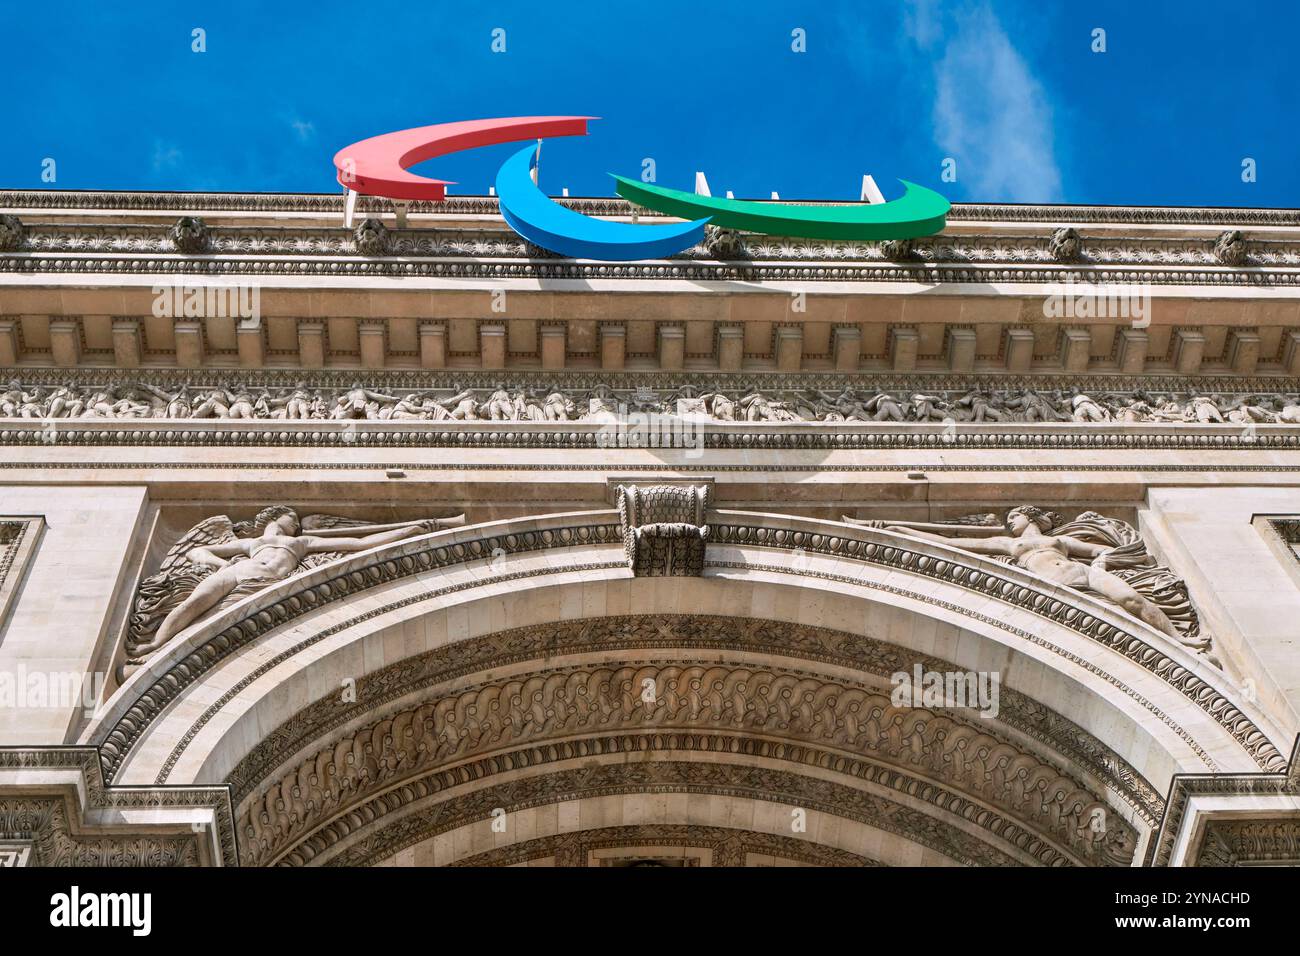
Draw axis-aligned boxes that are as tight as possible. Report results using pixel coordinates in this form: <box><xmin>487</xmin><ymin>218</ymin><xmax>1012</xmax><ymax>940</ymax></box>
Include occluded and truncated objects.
<box><xmin>4</xmin><ymin>379</ymin><xmax>1300</xmax><ymax>427</ymax></box>
<box><xmin>237</xmin><ymin>662</ymin><xmax>1136</xmax><ymax>867</ymax></box>
<box><xmin>617</xmin><ymin>484</ymin><xmax>711</xmax><ymax>576</ymax></box>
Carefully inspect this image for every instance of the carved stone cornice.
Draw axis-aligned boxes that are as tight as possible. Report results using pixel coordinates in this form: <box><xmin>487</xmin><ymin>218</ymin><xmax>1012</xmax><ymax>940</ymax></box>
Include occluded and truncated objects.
<box><xmin>6</xmin><ymin>190</ymin><xmax>1300</xmax><ymax>226</ymax></box>
<box><xmin>0</xmin><ymin>796</ymin><xmax>202</xmax><ymax>866</ymax></box>
<box><xmin>294</xmin><ymin>749</ymin><xmax>1039</xmax><ymax>868</ymax></box>
<box><xmin>5</xmin><ymin>191</ymin><xmax>1300</xmax><ymax>283</ymax></box>
<box><xmin>15</xmin><ymin>221</ymin><xmax>1300</xmax><ymax>268</ymax></box>
<box><xmin>0</xmin><ymin>747</ymin><xmax>236</xmax><ymax>866</ymax></box>
<box><xmin>449</xmin><ymin>824</ymin><xmax>883</xmax><ymax>867</ymax></box>
<box><xmin>4</xmin><ymin>419</ymin><xmax>1300</xmax><ymax>453</ymax></box>
<box><xmin>7</xmin><ymin>249</ymin><xmax>1298</xmax><ymax>285</ymax></box>
<box><xmin>1196</xmin><ymin>819</ymin><xmax>1300</xmax><ymax>866</ymax></box>
<box><xmin>1147</xmin><ymin>736</ymin><xmax>1300</xmax><ymax>866</ymax></box>
<box><xmin>4</xmin><ymin>369</ymin><xmax>1298</xmax><ymax>396</ymax></box>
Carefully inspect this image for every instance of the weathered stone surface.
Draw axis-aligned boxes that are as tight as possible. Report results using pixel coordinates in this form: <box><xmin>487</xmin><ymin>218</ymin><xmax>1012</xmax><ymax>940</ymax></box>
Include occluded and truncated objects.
<box><xmin>2</xmin><ymin>190</ymin><xmax>1299</xmax><ymax>868</ymax></box>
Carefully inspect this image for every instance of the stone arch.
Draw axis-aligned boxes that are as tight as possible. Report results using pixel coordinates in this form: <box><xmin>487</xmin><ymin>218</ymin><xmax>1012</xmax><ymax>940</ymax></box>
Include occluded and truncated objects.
<box><xmin>82</xmin><ymin>510</ymin><xmax>1290</xmax><ymax>866</ymax></box>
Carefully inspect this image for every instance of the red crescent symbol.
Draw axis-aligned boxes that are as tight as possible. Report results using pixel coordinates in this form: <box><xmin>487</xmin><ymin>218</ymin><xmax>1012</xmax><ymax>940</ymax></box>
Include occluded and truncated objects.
<box><xmin>332</xmin><ymin>116</ymin><xmax>596</xmax><ymax>201</ymax></box>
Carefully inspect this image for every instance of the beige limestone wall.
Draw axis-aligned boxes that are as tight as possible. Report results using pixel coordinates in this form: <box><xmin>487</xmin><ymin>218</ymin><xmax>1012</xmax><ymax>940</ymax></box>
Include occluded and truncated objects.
<box><xmin>370</xmin><ymin>792</ymin><xmax>965</xmax><ymax>868</ymax></box>
<box><xmin>1142</xmin><ymin>487</ymin><xmax>1300</xmax><ymax>742</ymax></box>
<box><xmin>0</xmin><ymin>485</ymin><xmax>148</xmax><ymax>744</ymax></box>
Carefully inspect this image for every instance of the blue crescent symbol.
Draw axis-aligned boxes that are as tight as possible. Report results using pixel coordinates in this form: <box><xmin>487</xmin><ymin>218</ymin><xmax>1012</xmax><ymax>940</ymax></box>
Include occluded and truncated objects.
<box><xmin>494</xmin><ymin>145</ymin><xmax>710</xmax><ymax>261</ymax></box>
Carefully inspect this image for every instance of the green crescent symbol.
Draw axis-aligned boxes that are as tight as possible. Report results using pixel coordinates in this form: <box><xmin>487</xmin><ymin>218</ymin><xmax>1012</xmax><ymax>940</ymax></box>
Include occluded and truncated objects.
<box><xmin>612</xmin><ymin>175</ymin><xmax>950</xmax><ymax>241</ymax></box>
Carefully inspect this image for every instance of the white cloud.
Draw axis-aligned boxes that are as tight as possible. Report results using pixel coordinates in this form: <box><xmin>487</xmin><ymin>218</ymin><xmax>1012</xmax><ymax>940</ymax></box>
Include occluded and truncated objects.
<box><xmin>290</xmin><ymin>119</ymin><xmax>315</xmax><ymax>143</ymax></box>
<box><xmin>910</xmin><ymin>1</ymin><xmax>1062</xmax><ymax>202</ymax></box>
<box><xmin>903</xmin><ymin>0</ymin><xmax>942</xmax><ymax>47</ymax></box>
<box><xmin>151</xmin><ymin>141</ymin><xmax>182</xmax><ymax>173</ymax></box>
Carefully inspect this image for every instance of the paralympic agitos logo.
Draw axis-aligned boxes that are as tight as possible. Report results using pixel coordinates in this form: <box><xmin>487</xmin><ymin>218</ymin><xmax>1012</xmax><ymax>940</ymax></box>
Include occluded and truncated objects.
<box><xmin>334</xmin><ymin>116</ymin><xmax>949</xmax><ymax>261</ymax></box>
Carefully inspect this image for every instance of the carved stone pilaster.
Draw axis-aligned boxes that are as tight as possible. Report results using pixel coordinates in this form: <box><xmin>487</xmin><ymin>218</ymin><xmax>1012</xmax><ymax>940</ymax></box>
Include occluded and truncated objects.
<box><xmin>616</xmin><ymin>484</ymin><xmax>711</xmax><ymax>576</ymax></box>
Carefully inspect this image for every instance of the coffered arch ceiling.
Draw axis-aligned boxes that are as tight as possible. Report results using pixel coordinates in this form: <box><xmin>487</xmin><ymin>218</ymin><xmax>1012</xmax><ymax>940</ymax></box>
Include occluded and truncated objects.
<box><xmin>82</xmin><ymin>511</ymin><xmax>1290</xmax><ymax>866</ymax></box>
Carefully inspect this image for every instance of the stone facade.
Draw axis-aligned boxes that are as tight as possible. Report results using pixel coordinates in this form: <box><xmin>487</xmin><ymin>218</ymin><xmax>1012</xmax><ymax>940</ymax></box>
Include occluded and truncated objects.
<box><xmin>1</xmin><ymin>189</ymin><xmax>1298</xmax><ymax>866</ymax></box>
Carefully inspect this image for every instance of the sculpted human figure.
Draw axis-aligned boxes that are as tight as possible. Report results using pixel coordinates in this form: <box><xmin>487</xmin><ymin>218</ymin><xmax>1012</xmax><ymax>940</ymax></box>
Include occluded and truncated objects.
<box><xmin>0</xmin><ymin>381</ymin><xmax>33</xmax><ymax>416</ymax></box>
<box><xmin>86</xmin><ymin>385</ymin><xmax>148</xmax><ymax>418</ymax></box>
<box><xmin>191</xmin><ymin>387</ymin><xmax>232</xmax><ymax>419</ymax></box>
<box><xmin>542</xmin><ymin>390</ymin><xmax>575</xmax><ymax>421</ymax></box>
<box><xmin>584</xmin><ymin>383</ymin><xmax>619</xmax><ymax>417</ymax></box>
<box><xmin>739</xmin><ymin>392</ymin><xmax>797</xmax><ymax>422</ymax></box>
<box><xmin>484</xmin><ymin>384</ymin><xmax>516</xmax><ymax>420</ymax></box>
<box><xmin>108</xmin><ymin>389</ymin><xmax>153</xmax><ymax>418</ymax></box>
<box><xmin>153</xmin><ymin>384</ymin><xmax>193</xmax><ymax>419</ymax></box>
<box><xmin>15</xmin><ymin>386</ymin><xmax>46</xmax><ymax>418</ymax></box>
<box><xmin>952</xmin><ymin>390</ymin><xmax>1009</xmax><ymax>422</ymax></box>
<box><xmin>20</xmin><ymin>379</ymin><xmax>1298</xmax><ymax>430</ymax></box>
<box><xmin>878</xmin><ymin>506</ymin><xmax>1183</xmax><ymax>640</ymax></box>
<box><xmin>334</xmin><ymin>382</ymin><xmax>399</xmax><ymax>419</ymax></box>
<box><xmin>739</xmin><ymin>392</ymin><xmax>770</xmax><ymax>421</ymax></box>
<box><xmin>45</xmin><ymin>385</ymin><xmax>85</xmax><ymax>419</ymax></box>
<box><xmin>253</xmin><ymin>394</ymin><xmax>277</xmax><ymax>419</ymax></box>
<box><xmin>1275</xmin><ymin>396</ymin><xmax>1300</xmax><ymax>424</ymax></box>
<box><xmin>439</xmin><ymin>388</ymin><xmax>479</xmax><ymax>420</ymax></box>
<box><xmin>127</xmin><ymin>384</ymin><xmax>167</xmax><ymax>412</ymax></box>
<box><xmin>1147</xmin><ymin>394</ymin><xmax>1191</xmax><ymax>422</ymax></box>
<box><xmin>864</xmin><ymin>392</ymin><xmax>906</xmax><ymax>422</ymax></box>
<box><xmin>1187</xmin><ymin>395</ymin><xmax>1224</xmax><ymax>424</ymax></box>
<box><xmin>223</xmin><ymin>385</ymin><xmax>259</xmax><ymax>420</ymax></box>
<box><xmin>1114</xmin><ymin>395</ymin><xmax>1153</xmax><ymax>423</ymax></box>
<box><xmin>697</xmin><ymin>392</ymin><xmax>736</xmax><ymax>421</ymax></box>
<box><xmin>511</xmin><ymin>389</ymin><xmax>550</xmax><ymax>421</ymax></box>
<box><xmin>135</xmin><ymin>510</ymin><xmax>447</xmax><ymax>657</ymax></box>
<box><xmin>1070</xmin><ymin>389</ymin><xmax>1112</xmax><ymax>423</ymax></box>
<box><xmin>806</xmin><ymin>387</ymin><xmax>871</xmax><ymax>422</ymax></box>
<box><xmin>909</xmin><ymin>393</ymin><xmax>948</xmax><ymax>421</ymax></box>
<box><xmin>79</xmin><ymin>386</ymin><xmax>119</xmax><ymax>418</ymax></box>
<box><xmin>386</xmin><ymin>391</ymin><xmax>433</xmax><ymax>420</ymax></box>
<box><xmin>1220</xmin><ymin>394</ymin><xmax>1276</xmax><ymax>424</ymax></box>
<box><xmin>1009</xmin><ymin>388</ymin><xmax>1069</xmax><ymax>422</ymax></box>
<box><xmin>264</xmin><ymin>385</ymin><xmax>294</xmax><ymax>420</ymax></box>
<box><xmin>789</xmin><ymin>391</ymin><xmax>820</xmax><ymax>420</ymax></box>
<box><xmin>270</xmin><ymin>382</ymin><xmax>315</xmax><ymax>420</ymax></box>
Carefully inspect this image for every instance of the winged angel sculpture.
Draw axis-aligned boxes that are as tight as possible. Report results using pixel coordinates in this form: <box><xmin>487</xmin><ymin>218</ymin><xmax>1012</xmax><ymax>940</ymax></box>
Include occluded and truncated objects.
<box><xmin>844</xmin><ymin>507</ymin><xmax>1214</xmax><ymax>664</ymax></box>
<box><xmin>121</xmin><ymin>507</ymin><xmax>464</xmax><ymax>679</ymax></box>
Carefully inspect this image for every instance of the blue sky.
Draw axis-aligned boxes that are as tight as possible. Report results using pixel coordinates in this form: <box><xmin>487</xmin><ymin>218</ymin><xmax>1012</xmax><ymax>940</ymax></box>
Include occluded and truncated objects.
<box><xmin>2</xmin><ymin>0</ymin><xmax>1295</xmax><ymax>206</ymax></box>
